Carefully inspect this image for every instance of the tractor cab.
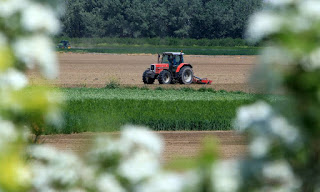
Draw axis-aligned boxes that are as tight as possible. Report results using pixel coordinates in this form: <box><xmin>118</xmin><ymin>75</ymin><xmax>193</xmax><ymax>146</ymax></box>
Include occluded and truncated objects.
<box><xmin>159</xmin><ymin>52</ymin><xmax>184</xmax><ymax>68</ymax></box>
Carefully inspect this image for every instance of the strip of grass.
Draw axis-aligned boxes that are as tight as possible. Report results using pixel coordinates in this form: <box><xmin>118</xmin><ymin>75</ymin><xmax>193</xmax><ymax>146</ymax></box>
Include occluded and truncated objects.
<box><xmin>46</xmin><ymin>88</ymin><xmax>282</xmax><ymax>134</ymax></box>
<box><xmin>55</xmin><ymin>37</ymin><xmax>257</xmax><ymax>47</ymax></box>
<box><xmin>57</xmin><ymin>46</ymin><xmax>259</xmax><ymax>55</ymax></box>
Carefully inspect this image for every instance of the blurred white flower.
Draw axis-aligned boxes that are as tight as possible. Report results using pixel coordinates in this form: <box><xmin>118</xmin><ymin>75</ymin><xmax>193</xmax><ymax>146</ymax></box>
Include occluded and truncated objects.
<box><xmin>249</xmin><ymin>136</ymin><xmax>271</xmax><ymax>158</ymax></box>
<box><xmin>88</xmin><ymin>136</ymin><xmax>123</xmax><ymax>170</ymax></box>
<box><xmin>299</xmin><ymin>0</ymin><xmax>320</xmax><ymax>19</ymax></box>
<box><xmin>13</xmin><ymin>35</ymin><xmax>58</xmax><ymax>79</ymax></box>
<box><xmin>235</xmin><ymin>101</ymin><xmax>272</xmax><ymax>130</ymax></box>
<box><xmin>289</xmin><ymin>15</ymin><xmax>312</xmax><ymax>33</ymax></box>
<box><xmin>260</xmin><ymin>46</ymin><xmax>294</xmax><ymax>66</ymax></box>
<box><xmin>29</xmin><ymin>145</ymin><xmax>59</xmax><ymax>162</ymax></box>
<box><xmin>264</xmin><ymin>0</ymin><xmax>294</xmax><ymax>7</ymax></box>
<box><xmin>0</xmin><ymin>0</ymin><xmax>28</xmax><ymax>18</ymax></box>
<box><xmin>212</xmin><ymin>160</ymin><xmax>241</xmax><ymax>192</ymax></box>
<box><xmin>247</xmin><ymin>11</ymin><xmax>283</xmax><ymax>42</ymax></box>
<box><xmin>45</xmin><ymin>93</ymin><xmax>63</xmax><ymax>127</ymax></box>
<box><xmin>0</xmin><ymin>68</ymin><xmax>28</xmax><ymax>90</ymax></box>
<box><xmin>30</xmin><ymin>145</ymin><xmax>84</xmax><ymax>191</ymax></box>
<box><xmin>0</xmin><ymin>119</ymin><xmax>17</xmax><ymax>147</ymax></box>
<box><xmin>96</xmin><ymin>174</ymin><xmax>125</xmax><ymax>192</ymax></box>
<box><xmin>303</xmin><ymin>48</ymin><xmax>320</xmax><ymax>70</ymax></box>
<box><xmin>91</xmin><ymin>137</ymin><xmax>121</xmax><ymax>156</ymax></box>
<box><xmin>45</xmin><ymin>107</ymin><xmax>63</xmax><ymax>128</ymax></box>
<box><xmin>120</xmin><ymin>125</ymin><xmax>164</xmax><ymax>156</ymax></box>
<box><xmin>0</xmin><ymin>32</ymin><xmax>7</xmax><ymax>47</ymax></box>
<box><xmin>16</xmin><ymin>162</ymin><xmax>32</xmax><ymax>187</ymax></box>
<box><xmin>21</xmin><ymin>2</ymin><xmax>60</xmax><ymax>34</ymax></box>
<box><xmin>118</xmin><ymin>149</ymin><xmax>160</xmax><ymax>183</ymax></box>
<box><xmin>262</xmin><ymin>160</ymin><xmax>301</xmax><ymax>190</ymax></box>
<box><xmin>269</xmin><ymin>116</ymin><xmax>299</xmax><ymax>144</ymax></box>
<box><xmin>136</xmin><ymin>172</ymin><xmax>185</xmax><ymax>192</ymax></box>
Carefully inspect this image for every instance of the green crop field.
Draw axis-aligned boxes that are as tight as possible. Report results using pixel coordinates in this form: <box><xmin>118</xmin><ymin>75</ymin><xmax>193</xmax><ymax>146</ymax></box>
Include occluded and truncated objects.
<box><xmin>55</xmin><ymin>37</ymin><xmax>260</xmax><ymax>55</ymax></box>
<box><xmin>58</xmin><ymin>46</ymin><xmax>259</xmax><ymax>55</ymax></box>
<box><xmin>45</xmin><ymin>88</ymin><xmax>283</xmax><ymax>134</ymax></box>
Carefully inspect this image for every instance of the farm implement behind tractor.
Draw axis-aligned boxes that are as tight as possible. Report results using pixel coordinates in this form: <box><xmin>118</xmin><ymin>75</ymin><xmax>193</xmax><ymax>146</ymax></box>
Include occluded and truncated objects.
<box><xmin>142</xmin><ymin>52</ymin><xmax>212</xmax><ymax>85</ymax></box>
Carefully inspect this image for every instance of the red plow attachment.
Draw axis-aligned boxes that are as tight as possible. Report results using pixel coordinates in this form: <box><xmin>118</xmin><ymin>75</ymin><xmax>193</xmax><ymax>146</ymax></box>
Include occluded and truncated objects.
<box><xmin>193</xmin><ymin>76</ymin><xmax>212</xmax><ymax>84</ymax></box>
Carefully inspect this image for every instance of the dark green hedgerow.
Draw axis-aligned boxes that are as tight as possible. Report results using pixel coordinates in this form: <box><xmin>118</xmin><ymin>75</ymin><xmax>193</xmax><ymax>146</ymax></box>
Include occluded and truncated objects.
<box><xmin>55</xmin><ymin>37</ymin><xmax>255</xmax><ymax>47</ymax></box>
<box><xmin>45</xmin><ymin>88</ymin><xmax>283</xmax><ymax>134</ymax></box>
<box><xmin>57</xmin><ymin>46</ymin><xmax>259</xmax><ymax>55</ymax></box>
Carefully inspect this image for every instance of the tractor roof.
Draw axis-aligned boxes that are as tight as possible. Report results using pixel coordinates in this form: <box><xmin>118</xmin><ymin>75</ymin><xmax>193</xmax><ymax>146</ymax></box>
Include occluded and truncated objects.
<box><xmin>163</xmin><ymin>52</ymin><xmax>184</xmax><ymax>55</ymax></box>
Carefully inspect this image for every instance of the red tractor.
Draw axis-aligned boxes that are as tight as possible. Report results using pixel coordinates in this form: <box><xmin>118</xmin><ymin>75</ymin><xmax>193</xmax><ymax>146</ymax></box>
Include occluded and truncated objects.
<box><xmin>142</xmin><ymin>52</ymin><xmax>212</xmax><ymax>84</ymax></box>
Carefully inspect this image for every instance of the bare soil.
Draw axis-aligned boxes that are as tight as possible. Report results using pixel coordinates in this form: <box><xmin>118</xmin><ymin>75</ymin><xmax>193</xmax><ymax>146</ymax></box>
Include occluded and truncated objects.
<box><xmin>28</xmin><ymin>53</ymin><xmax>257</xmax><ymax>92</ymax></box>
<box><xmin>39</xmin><ymin>131</ymin><xmax>247</xmax><ymax>162</ymax></box>
<box><xmin>31</xmin><ymin>53</ymin><xmax>252</xmax><ymax>160</ymax></box>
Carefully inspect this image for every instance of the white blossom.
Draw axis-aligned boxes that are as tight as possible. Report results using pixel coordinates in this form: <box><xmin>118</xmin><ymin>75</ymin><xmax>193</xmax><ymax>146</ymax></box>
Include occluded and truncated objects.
<box><xmin>120</xmin><ymin>125</ymin><xmax>164</xmax><ymax>156</ymax></box>
<box><xmin>211</xmin><ymin>160</ymin><xmax>241</xmax><ymax>192</ymax></box>
<box><xmin>303</xmin><ymin>48</ymin><xmax>320</xmax><ymax>70</ymax></box>
<box><xmin>0</xmin><ymin>68</ymin><xmax>28</xmax><ymax>90</ymax></box>
<box><xmin>92</xmin><ymin>137</ymin><xmax>122</xmax><ymax>156</ymax></box>
<box><xmin>29</xmin><ymin>145</ymin><xmax>59</xmax><ymax>162</ymax></box>
<box><xmin>249</xmin><ymin>136</ymin><xmax>271</xmax><ymax>158</ymax></box>
<box><xmin>262</xmin><ymin>160</ymin><xmax>301</xmax><ymax>191</ymax></box>
<box><xmin>118</xmin><ymin>149</ymin><xmax>160</xmax><ymax>183</ymax></box>
<box><xmin>136</xmin><ymin>172</ymin><xmax>185</xmax><ymax>192</ymax></box>
<box><xmin>247</xmin><ymin>11</ymin><xmax>283</xmax><ymax>42</ymax></box>
<box><xmin>0</xmin><ymin>0</ymin><xmax>29</xmax><ymax>18</ymax></box>
<box><xmin>298</xmin><ymin>0</ymin><xmax>320</xmax><ymax>19</ymax></box>
<box><xmin>0</xmin><ymin>32</ymin><xmax>7</xmax><ymax>47</ymax></box>
<box><xmin>0</xmin><ymin>119</ymin><xmax>17</xmax><ymax>147</ymax></box>
<box><xmin>13</xmin><ymin>35</ymin><xmax>58</xmax><ymax>79</ymax></box>
<box><xmin>264</xmin><ymin>0</ymin><xmax>294</xmax><ymax>7</ymax></box>
<box><xmin>96</xmin><ymin>174</ymin><xmax>125</xmax><ymax>192</ymax></box>
<box><xmin>30</xmin><ymin>145</ymin><xmax>84</xmax><ymax>191</ymax></box>
<box><xmin>260</xmin><ymin>46</ymin><xmax>294</xmax><ymax>66</ymax></box>
<box><xmin>269</xmin><ymin>116</ymin><xmax>299</xmax><ymax>144</ymax></box>
<box><xmin>45</xmin><ymin>107</ymin><xmax>63</xmax><ymax>128</ymax></box>
<box><xmin>16</xmin><ymin>162</ymin><xmax>32</xmax><ymax>187</ymax></box>
<box><xmin>21</xmin><ymin>2</ymin><xmax>60</xmax><ymax>34</ymax></box>
<box><xmin>289</xmin><ymin>15</ymin><xmax>312</xmax><ymax>33</ymax></box>
<box><xmin>88</xmin><ymin>136</ymin><xmax>123</xmax><ymax>168</ymax></box>
<box><xmin>45</xmin><ymin>93</ymin><xmax>64</xmax><ymax>127</ymax></box>
<box><xmin>235</xmin><ymin>101</ymin><xmax>272</xmax><ymax>130</ymax></box>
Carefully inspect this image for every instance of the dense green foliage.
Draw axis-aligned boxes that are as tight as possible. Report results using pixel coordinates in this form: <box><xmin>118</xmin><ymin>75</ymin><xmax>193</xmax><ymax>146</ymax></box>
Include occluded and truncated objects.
<box><xmin>61</xmin><ymin>0</ymin><xmax>262</xmax><ymax>39</ymax></box>
<box><xmin>46</xmin><ymin>88</ymin><xmax>281</xmax><ymax>134</ymax></box>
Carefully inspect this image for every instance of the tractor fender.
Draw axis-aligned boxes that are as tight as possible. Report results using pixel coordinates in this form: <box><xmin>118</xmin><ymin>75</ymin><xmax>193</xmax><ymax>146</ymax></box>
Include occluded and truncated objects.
<box><xmin>176</xmin><ymin>63</ymin><xmax>192</xmax><ymax>73</ymax></box>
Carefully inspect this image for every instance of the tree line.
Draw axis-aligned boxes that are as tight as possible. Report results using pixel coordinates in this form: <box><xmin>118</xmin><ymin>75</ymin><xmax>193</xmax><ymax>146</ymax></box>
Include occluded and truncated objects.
<box><xmin>61</xmin><ymin>0</ymin><xmax>262</xmax><ymax>39</ymax></box>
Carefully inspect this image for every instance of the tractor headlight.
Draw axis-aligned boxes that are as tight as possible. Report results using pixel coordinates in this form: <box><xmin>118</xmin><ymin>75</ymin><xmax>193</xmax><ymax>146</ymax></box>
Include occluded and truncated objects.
<box><xmin>151</xmin><ymin>65</ymin><xmax>155</xmax><ymax>71</ymax></box>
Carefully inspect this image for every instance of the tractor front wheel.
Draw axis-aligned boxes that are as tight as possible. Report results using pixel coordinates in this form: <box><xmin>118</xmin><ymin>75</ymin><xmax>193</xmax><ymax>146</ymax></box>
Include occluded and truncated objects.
<box><xmin>178</xmin><ymin>66</ymin><xmax>193</xmax><ymax>84</ymax></box>
<box><xmin>142</xmin><ymin>70</ymin><xmax>155</xmax><ymax>84</ymax></box>
<box><xmin>158</xmin><ymin>70</ymin><xmax>172</xmax><ymax>84</ymax></box>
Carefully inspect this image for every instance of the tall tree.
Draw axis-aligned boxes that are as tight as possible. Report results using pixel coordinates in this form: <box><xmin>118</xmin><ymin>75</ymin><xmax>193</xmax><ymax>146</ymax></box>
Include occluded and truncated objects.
<box><xmin>61</xmin><ymin>0</ymin><xmax>86</xmax><ymax>37</ymax></box>
<box><xmin>60</xmin><ymin>0</ymin><xmax>263</xmax><ymax>39</ymax></box>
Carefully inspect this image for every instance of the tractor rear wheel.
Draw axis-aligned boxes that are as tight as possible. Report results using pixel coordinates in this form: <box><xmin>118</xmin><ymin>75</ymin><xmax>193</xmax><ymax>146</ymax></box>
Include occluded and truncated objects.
<box><xmin>178</xmin><ymin>66</ymin><xmax>193</xmax><ymax>84</ymax></box>
<box><xmin>142</xmin><ymin>70</ymin><xmax>155</xmax><ymax>84</ymax></box>
<box><xmin>158</xmin><ymin>70</ymin><xmax>172</xmax><ymax>84</ymax></box>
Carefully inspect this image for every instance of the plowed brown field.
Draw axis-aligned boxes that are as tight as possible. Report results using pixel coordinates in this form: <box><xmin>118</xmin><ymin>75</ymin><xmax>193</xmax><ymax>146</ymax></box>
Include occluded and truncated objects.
<box><xmin>28</xmin><ymin>53</ymin><xmax>257</xmax><ymax>92</ymax></box>
<box><xmin>39</xmin><ymin>131</ymin><xmax>247</xmax><ymax>161</ymax></box>
<box><xmin>32</xmin><ymin>53</ymin><xmax>253</xmax><ymax>160</ymax></box>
